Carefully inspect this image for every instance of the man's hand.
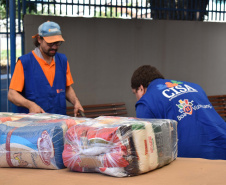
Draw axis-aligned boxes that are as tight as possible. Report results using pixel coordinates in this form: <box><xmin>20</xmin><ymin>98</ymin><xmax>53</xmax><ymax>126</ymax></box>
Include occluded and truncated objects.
<box><xmin>74</xmin><ymin>100</ymin><xmax>84</xmax><ymax>117</ymax></box>
<box><xmin>65</xmin><ymin>86</ymin><xmax>84</xmax><ymax>117</ymax></box>
<box><xmin>28</xmin><ymin>102</ymin><xmax>45</xmax><ymax>113</ymax></box>
<box><xmin>8</xmin><ymin>89</ymin><xmax>45</xmax><ymax>113</ymax></box>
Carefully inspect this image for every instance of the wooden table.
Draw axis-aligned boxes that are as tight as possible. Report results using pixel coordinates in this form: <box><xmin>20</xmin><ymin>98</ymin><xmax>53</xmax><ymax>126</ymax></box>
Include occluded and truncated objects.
<box><xmin>1</xmin><ymin>158</ymin><xmax>226</xmax><ymax>185</ymax></box>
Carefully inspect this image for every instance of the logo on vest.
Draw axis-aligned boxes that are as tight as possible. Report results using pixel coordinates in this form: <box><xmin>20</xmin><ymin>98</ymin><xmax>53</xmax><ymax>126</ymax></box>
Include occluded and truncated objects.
<box><xmin>56</xmin><ymin>89</ymin><xmax>65</xmax><ymax>93</ymax></box>
<box><xmin>176</xmin><ymin>99</ymin><xmax>212</xmax><ymax>121</ymax></box>
<box><xmin>157</xmin><ymin>80</ymin><xmax>198</xmax><ymax>101</ymax></box>
<box><xmin>176</xmin><ymin>99</ymin><xmax>194</xmax><ymax>121</ymax></box>
<box><xmin>177</xmin><ymin>99</ymin><xmax>193</xmax><ymax>114</ymax></box>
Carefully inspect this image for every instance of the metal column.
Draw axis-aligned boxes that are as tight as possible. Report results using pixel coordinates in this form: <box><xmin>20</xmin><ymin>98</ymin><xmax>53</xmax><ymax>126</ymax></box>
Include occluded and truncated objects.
<box><xmin>9</xmin><ymin>0</ymin><xmax>17</xmax><ymax>112</ymax></box>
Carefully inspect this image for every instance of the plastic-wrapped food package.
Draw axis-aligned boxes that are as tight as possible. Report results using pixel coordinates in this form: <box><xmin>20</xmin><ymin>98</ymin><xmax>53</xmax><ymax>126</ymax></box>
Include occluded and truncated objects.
<box><xmin>63</xmin><ymin>118</ymin><xmax>177</xmax><ymax>177</ymax></box>
<box><xmin>0</xmin><ymin>121</ymin><xmax>66</xmax><ymax>169</ymax></box>
<box><xmin>97</xmin><ymin>117</ymin><xmax>178</xmax><ymax>167</ymax></box>
<box><xmin>97</xmin><ymin>117</ymin><xmax>178</xmax><ymax>168</ymax></box>
<box><xmin>0</xmin><ymin>113</ymin><xmax>92</xmax><ymax>169</ymax></box>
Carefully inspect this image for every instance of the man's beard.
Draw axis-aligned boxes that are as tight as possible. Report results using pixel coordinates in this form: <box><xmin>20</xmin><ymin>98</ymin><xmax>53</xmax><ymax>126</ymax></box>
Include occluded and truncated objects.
<box><xmin>43</xmin><ymin>49</ymin><xmax>58</xmax><ymax>57</ymax></box>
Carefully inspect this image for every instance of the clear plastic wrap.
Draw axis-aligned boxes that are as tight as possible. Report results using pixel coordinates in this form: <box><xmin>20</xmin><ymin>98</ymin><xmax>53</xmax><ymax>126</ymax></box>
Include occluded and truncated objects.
<box><xmin>63</xmin><ymin>117</ymin><xmax>178</xmax><ymax>177</ymax></box>
<box><xmin>0</xmin><ymin>121</ymin><xmax>65</xmax><ymax>169</ymax></box>
<box><xmin>0</xmin><ymin>113</ymin><xmax>90</xmax><ymax>169</ymax></box>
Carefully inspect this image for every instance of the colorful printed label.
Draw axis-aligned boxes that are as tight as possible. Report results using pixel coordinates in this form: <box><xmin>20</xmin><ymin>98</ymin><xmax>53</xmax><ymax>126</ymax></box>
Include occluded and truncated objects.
<box><xmin>176</xmin><ymin>99</ymin><xmax>212</xmax><ymax>121</ymax></box>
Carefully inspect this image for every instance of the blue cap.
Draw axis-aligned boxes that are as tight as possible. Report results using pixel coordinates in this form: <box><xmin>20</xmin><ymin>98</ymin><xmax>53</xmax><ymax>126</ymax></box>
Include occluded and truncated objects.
<box><xmin>32</xmin><ymin>21</ymin><xmax>65</xmax><ymax>43</ymax></box>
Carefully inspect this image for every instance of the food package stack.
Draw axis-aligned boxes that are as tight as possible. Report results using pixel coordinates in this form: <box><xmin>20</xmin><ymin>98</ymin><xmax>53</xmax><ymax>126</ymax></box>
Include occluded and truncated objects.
<box><xmin>0</xmin><ymin>113</ymin><xmax>91</xmax><ymax>169</ymax></box>
<box><xmin>62</xmin><ymin>117</ymin><xmax>178</xmax><ymax>177</ymax></box>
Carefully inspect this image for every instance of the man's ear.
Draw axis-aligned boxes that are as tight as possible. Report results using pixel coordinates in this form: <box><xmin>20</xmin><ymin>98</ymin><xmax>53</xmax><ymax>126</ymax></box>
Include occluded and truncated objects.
<box><xmin>37</xmin><ymin>36</ymin><xmax>42</xmax><ymax>44</ymax></box>
<box><xmin>139</xmin><ymin>85</ymin><xmax>146</xmax><ymax>95</ymax></box>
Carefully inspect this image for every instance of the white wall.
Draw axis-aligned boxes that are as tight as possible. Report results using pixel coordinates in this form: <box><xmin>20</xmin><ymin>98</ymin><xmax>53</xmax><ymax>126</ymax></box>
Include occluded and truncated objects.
<box><xmin>24</xmin><ymin>15</ymin><xmax>226</xmax><ymax>117</ymax></box>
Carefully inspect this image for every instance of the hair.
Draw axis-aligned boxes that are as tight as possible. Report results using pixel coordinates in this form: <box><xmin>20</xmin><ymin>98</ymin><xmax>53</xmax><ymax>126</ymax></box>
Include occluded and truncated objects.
<box><xmin>131</xmin><ymin>65</ymin><xmax>164</xmax><ymax>90</ymax></box>
<box><xmin>33</xmin><ymin>36</ymin><xmax>43</xmax><ymax>47</ymax></box>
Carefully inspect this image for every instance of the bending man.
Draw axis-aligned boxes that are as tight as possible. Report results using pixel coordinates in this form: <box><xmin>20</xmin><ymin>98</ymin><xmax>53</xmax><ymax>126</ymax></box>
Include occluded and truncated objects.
<box><xmin>131</xmin><ymin>65</ymin><xmax>226</xmax><ymax>160</ymax></box>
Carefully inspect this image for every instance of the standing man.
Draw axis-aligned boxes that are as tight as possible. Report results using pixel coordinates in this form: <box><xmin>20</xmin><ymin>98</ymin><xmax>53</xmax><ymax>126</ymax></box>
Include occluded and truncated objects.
<box><xmin>8</xmin><ymin>21</ymin><xmax>83</xmax><ymax>116</ymax></box>
<box><xmin>131</xmin><ymin>65</ymin><xmax>226</xmax><ymax>160</ymax></box>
